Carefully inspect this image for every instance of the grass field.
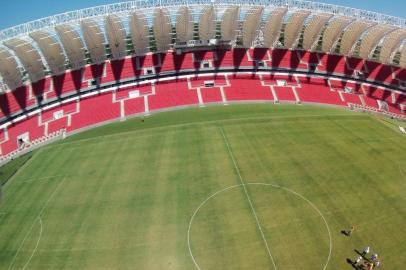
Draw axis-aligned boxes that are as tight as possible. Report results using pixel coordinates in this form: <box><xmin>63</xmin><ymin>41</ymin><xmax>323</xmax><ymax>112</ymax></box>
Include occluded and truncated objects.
<box><xmin>0</xmin><ymin>104</ymin><xmax>405</xmax><ymax>269</ymax></box>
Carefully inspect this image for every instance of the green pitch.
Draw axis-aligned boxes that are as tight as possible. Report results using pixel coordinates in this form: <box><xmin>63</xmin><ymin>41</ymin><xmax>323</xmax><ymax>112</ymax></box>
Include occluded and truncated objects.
<box><xmin>0</xmin><ymin>104</ymin><xmax>405</xmax><ymax>269</ymax></box>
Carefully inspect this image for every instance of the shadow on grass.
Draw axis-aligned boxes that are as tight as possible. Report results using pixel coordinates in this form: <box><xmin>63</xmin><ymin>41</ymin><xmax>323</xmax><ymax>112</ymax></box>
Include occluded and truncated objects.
<box><xmin>346</xmin><ymin>258</ymin><xmax>358</xmax><ymax>269</ymax></box>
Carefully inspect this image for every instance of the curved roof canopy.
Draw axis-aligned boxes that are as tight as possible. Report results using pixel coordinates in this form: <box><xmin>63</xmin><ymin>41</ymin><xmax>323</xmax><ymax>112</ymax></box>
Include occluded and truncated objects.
<box><xmin>153</xmin><ymin>8</ymin><xmax>172</xmax><ymax>52</ymax></box>
<box><xmin>262</xmin><ymin>7</ymin><xmax>288</xmax><ymax>48</ymax></box>
<box><xmin>302</xmin><ymin>13</ymin><xmax>333</xmax><ymax>51</ymax></box>
<box><xmin>358</xmin><ymin>24</ymin><xmax>395</xmax><ymax>59</ymax></box>
<box><xmin>221</xmin><ymin>6</ymin><xmax>240</xmax><ymax>41</ymax></box>
<box><xmin>0</xmin><ymin>48</ymin><xmax>24</xmax><ymax>90</ymax></box>
<box><xmin>105</xmin><ymin>14</ymin><xmax>127</xmax><ymax>60</ymax></box>
<box><xmin>283</xmin><ymin>10</ymin><xmax>311</xmax><ymax>49</ymax></box>
<box><xmin>199</xmin><ymin>5</ymin><xmax>216</xmax><ymax>41</ymax></box>
<box><xmin>176</xmin><ymin>6</ymin><xmax>194</xmax><ymax>43</ymax></box>
<box><xmin>55</xmin><ymin>24</ymin><xmax>86</xmax><ymax>70</ymax></box>
<box><xmin>81</xmin><ymin>19</ymin><xmax>107</xmax><ymax>64</ymax></box>
<box><xmin>379</xmin><ymin>29</ymin><xmax>406</xmax><ymax>65</ymax></box>
<box><xmin>0</xmin><ymin>0</ymin><xmax>405</xmax><ymax>91</ymax></box>
<box><xmin>29</xmin><ymin>31</ymin><xmax>66</xmax><ymax>75</ymax></box>
<box><xmin>400</xmin><ymin>46</ymin><xmax>406</xmax><ymax>68</ymax></box>
<box><xmin>129</xmin><ymin>10</ymin><xmax>150</xmax><ymax>55</ymax></box>
<box><xmin>339</xmin><ymin>20</ymin><xmax>376</xmax><ymax>55</ymax></box>
<box><xmin>321</xmin><ymin>16</ymin><xmax>353</xmax><ymax>53</ymax></box>
<box><xmin>4</xmin><ymin>38</ymin><xmax>45</xmax><ymax>83</ymax></box>
<box><xmin>242</xmin><ymin>7</ymin><xmax>264</xmax><ymax>48</ymax></box>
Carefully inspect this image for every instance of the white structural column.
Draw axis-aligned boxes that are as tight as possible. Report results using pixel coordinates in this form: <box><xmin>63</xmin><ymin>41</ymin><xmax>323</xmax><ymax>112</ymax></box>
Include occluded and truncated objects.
<box><xmin>302</xmin><ymin>13</ymin><xmax>333</xmax><ymax>51</ymax></box>
<box><xmin>55</xmin><ymin>24</ymin><xmax>86</xmax><ymax>70</ymax></box>
<box><xmin>283</xmin><ymin>10</ymin><xmax>311</xmax><ymax>49</ymax></box>
<box><xmin>4</xmin><ymin>38</ymin><xmax>45</xmax><ymax>83</ymax></box>
<box><xmin>153</xmin><ymin>8</ymin><xmax>172</xmax><ymax>52</ymax></box>
<box><xmin>221</xmin><ymin>6</ymin><xmax>240</xmax><ymax>41</ymax></box>
<box><xmin>262</xmin><ymin>7</ymin><xmax>287</xmax><ymax>48</ymax></box>
<box><xmin>241</xmin><ymin>6</ymin><xmax>264</xmax><ymax>48</ymax></box>
<box><xmin>379</xmin><ymin>29</ymin><xmax>406</xmax><ymax>64</ymax></box>
<box><xmin>339</xmin><ymin>20</ymin><xmax>375</xmax><ymax>55</ymax></box>
<box><xmin>358</xmin><ymin>24</ymin><xmax>395</xmax><ymax>59</ymax></box>
<box><xmin>399</xmin><ymin>46</ymin><xmax>406</xmax><ymax>68</ymax></box>
<box><xmin>81</xmin><ymin>19</ymin><xmax>107</xmax><ymax>64</ymax></box>
<box><xmin>30</xmin><ymin>30</ymin><xmax>66</xmax><ymax>75</ymax></box>
<box><xmin>129</xmin><ymin>10</ymin><xmax>150</xmax><ymax>55</ymax></box>
<box><xmin>321</xmin><ymin>16</ymin><xmax>353</xmax><ymax>53</ymax></box>
<box><xmin>199</xmin><ymin>5</ymin><xmax>216</xmax><ymax>40</ymax></box>
<box><xmin>0</xmin><ymin>48</ymin><xmax>24</xmax><ymax>90</ymax></box>
<box><xmin>176</xmin><ymin>6</ymin><xmax>193</xmax><ymax>43</ymax></box>
<box><xmin>105</xmin><ymin>14</ymin><xmax>127</xmax><ymax>60</ymax></box>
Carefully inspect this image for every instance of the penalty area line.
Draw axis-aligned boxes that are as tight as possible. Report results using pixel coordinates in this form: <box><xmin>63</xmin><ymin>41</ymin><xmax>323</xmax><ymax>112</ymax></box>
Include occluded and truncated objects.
<box><xmin>22</xmin><ymin>217</ymin><xmax>43</xmax><ymax>270</ymax></box>
<box><xmin>219</xmin><ymin>127</ymin><xmax>278</xmax><ymax>270</ymax></box>
<box><xmin>7</xmin><ymin>176</ymin><xmax>67</xmax><ymax>270</ymax></box>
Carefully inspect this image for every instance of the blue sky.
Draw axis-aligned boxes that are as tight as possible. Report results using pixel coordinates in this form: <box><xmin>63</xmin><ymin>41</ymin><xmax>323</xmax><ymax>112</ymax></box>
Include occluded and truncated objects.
<box><xmin>0</xmin><ymin>0</ymin><xmax>404</xmax><ymax>30</ymax></box>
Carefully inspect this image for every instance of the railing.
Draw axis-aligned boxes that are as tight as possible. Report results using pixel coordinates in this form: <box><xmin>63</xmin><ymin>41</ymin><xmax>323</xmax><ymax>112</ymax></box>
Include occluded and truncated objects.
<box><xmin>348</xmin><ymin>103</ymin><xmax>406</xmax><ymax>121</ymax></box>
<box><xmin>0</xmin><ymin>129</ymin><xmax>65</xmax><ymax>165</ymax></box>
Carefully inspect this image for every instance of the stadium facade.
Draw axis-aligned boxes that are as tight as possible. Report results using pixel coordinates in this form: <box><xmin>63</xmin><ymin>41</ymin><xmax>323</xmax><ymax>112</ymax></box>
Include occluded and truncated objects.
<box><xmin>0</xmin><ymin>0</ymin><xmax>405</xmax><ymax>161</ymax></box>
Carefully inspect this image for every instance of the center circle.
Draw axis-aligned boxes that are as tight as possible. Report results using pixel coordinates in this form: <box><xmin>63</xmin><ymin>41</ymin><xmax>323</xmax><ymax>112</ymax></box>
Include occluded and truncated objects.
<box><xmin>187</xmin><ymin>183</ymin><xmax>332</xmax><ymax>270</ymax></box>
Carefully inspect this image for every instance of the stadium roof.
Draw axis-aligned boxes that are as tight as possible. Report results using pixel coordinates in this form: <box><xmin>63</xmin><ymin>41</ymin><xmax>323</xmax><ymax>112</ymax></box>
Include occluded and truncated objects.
<box><xmin>0</xmin><ymin>0</ymin><xmax>406</xmax><ymax>92</ymax></box>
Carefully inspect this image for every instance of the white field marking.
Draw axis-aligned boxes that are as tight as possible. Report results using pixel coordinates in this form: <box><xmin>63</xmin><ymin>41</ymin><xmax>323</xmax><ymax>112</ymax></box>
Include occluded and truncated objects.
<box><xmin>18</xmin><ymin>174</ymin><xmax>68</xmax><ymax>184</ymax></box>
<box><xmin>52</xmin><ymin>112</ymin><xmax>364</xmax><ymax>150</ymax></box>
<box><xmin>22</xmin><ymin>217</ymin><xmax>43</xmax><ymax>270</ymax></box>
<box><xmin>219</xmin><ymin>127</ymin><xmax>278</xmax><ymax>270</ymax></box>
<box><xmin>187</xmin><ymin>183</ymin><xmax>332</xmax><ymax>270</ymax></box>
<box><xmin>41</xmin><ymin>238</ymin><xmax>151</xmax><ymax>253</ymax></box>
<box><xmin>3</xmin><ymin>148</ymin><xmax>44</xmax><ymax>190</ymax></box>
<box><xmin>398</xmin><ymin>163</ymin><xmax>406</xmax><ymax>180</ymax></box>
<box><xmin>8</xmin><ymin>176</ymin><xmax>67</xmax><ymax>270</ymax></box>
<box><xmin>249</xmin><ymin>183</ymin><xmax>333</xmax><ymax>270</ymax></box>
<box><xmin>187</xmin><ymin>184</ymin><xmax>241</xmax><ymax>270</ymax></box>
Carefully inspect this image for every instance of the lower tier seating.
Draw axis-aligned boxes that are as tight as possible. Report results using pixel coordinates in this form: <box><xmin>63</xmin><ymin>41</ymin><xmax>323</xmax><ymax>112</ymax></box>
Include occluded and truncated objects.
<box><xmin>0</xmin><ymin>74</ymin><xmax>405</xmax><ymax>159</ymax></box>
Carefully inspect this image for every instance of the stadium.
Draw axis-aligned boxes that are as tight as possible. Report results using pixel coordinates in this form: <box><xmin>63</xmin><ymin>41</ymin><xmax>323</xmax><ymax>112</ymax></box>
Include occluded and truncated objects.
<box><xmin>0</xmin><ymin>0</ymin><xmax>405</xmax><ymax>269</ymax></box>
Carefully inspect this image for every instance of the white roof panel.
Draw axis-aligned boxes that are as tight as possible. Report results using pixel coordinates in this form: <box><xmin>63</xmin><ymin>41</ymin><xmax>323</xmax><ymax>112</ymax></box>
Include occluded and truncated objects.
<box><xmin>30</xmin><ymin>30</ymin><xmax>66</xmax><ymax>75</ymax></box>
<box><xmin>4</xmin><ymin>38</ymin><xmax>45</xmax><ymax>83</ymax></box>
<box><xmin>105</xmin><ymin>14</ymin><xmax>127</xmax><ymax>60</ymax></box>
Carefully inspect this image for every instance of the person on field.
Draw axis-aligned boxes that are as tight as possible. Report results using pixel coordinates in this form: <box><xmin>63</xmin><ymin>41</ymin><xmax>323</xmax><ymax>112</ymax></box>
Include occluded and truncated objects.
<box><xmin>371</xmin><ymin>253</ymin><xmax>378</xmax><ymax>261</ymax></box>
<box><xmin>348</xmin><ymin>226</ymin><xmax>355</xmax><ymax>236</ymax></box>
<box><xmin>362</xmin><ymin>246</ymin><xmax>370</xmax><ymax>256</ymax></box>
<box><xmin>353</xmin><ymin>256</ymin><xmax>363</xmax><ymax>268</ymax></box>
<box><xmin>374</xmin><ymin>260</ymin><xmax>380</xmax><ymax>268</ymax></box>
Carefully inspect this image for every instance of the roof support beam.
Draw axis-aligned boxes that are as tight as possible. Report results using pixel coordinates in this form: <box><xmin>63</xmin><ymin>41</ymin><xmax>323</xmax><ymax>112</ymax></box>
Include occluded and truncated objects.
<box><xmin>55</xmin><ymin>24</ymin><xmax>86</xmax><ymax>70</ymax></box>
<box><xmin>4</xmin><ymin>38</ymin><xmax>45</xmax><ymax>83</ymax></box>
<box><xmin>399</xmin><ymin>45</ymin><xmax>406</xmax><ymax>69</ymax></box>
<box><xmin>321</xmin><ymin>16</ymin><xmax>353</xmax><ymax>53</ymax></box>
<box><xmin>379</xmin><ymin>29</ymin><xmax>406</xmax><ymax>65</ymax></box>
<box><xmin>30</xmin><ymin>30</ymin><xmax>66</xmax><ymax>75</ymax></box>
<box><xmin>241</xmin><ymin>7</ymin><xmax>263</xmax><ymax>48</ymax></box>
<box><xmin>153</xmin><ymin>8</ymin><xmax>172</xmax><ymax>52</ymax></box>
<box><xmin>199</xmin><ymin>5</ymin><xmax>216</xmax><ymax>41</ymax></box>
<box><xmin>262</xmin><ymin>7</ymin><xmax>287</xmax><ymax>48</ymax></box>
<box><xmin>81</xmin><ymin>19</ymin><xmax>107</xmax><ymax>64</ymax></box>
<box><xmin>339</xmin><ymin>20</ymin><xmax>375</xmax><ymax>55</ymax></box>
<box><xmin>283</xmin><ymin>10</ymin><xmax>311</xmax><ymax>49</ymax></box>
<box><xmin>176</xmin><ymin>6</ymin><xmax>193</xmax><ymax>43</ymax></box>
<box><xmin>129</xmin><ymin>10</ymin><xmax>149</xmax><ymax>55</ymax></box>
<box><xmin>0</xmin><ymin>48</ymin><xmax>24</xmax><ymax>91</ymax></box>
<box><xmin>302</xmin><ymin>13</ymin><xmax>332</xmax><ymax>51</ymax></box>
<box><xmin>105</xmin><ymin>14</ymin><xmax>127</xmax><ymax>60</ymax></box>
<box><xmin>221</xmin><ymin>6</ymin><xmax>240</xmax><ymax>41</ymax></box>
<box><xmin>358</xmin><ymin>24</ymin><xmax>395</xmax><ymax>59</ymax></box>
